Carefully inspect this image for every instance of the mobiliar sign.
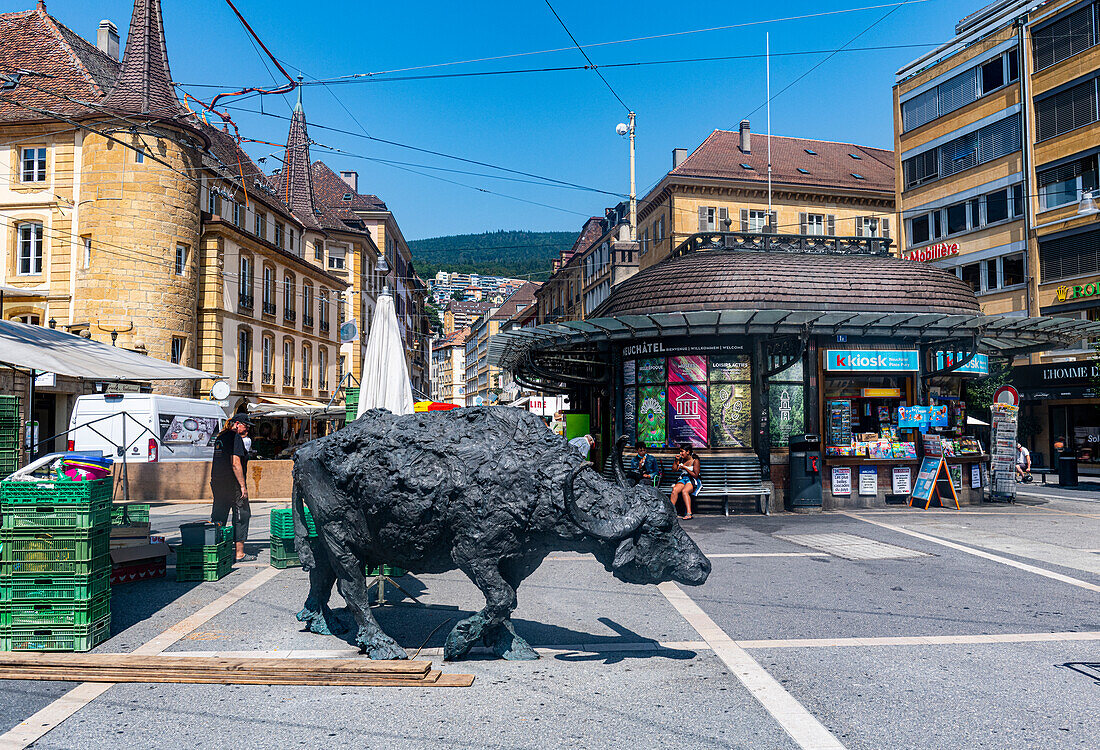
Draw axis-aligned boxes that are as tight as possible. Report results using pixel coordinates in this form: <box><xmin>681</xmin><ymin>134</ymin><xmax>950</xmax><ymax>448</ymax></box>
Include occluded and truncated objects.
<box><xmin>825</xmin><ymin>350</ymin><xmax>920</xmax><ymax>372</ymax></box>
<box><xmin>905</xmin><ymin>242</ymin><xmax>959</xmax><ymax>262</ymax></box>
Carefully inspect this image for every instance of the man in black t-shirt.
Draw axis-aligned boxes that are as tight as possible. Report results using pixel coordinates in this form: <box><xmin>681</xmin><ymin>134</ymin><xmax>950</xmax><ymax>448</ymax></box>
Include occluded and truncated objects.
<box><xmin>211</xmin><ymin>415</ymin><xmax>254</xmax><ymax>562</ymax></box>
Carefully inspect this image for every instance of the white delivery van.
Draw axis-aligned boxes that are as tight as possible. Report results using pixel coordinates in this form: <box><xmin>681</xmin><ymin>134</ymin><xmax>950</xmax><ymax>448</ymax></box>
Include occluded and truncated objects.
<box><xmin>68</xmin><ymin>394</ymin><xmax>229</xmax><ymax>463</ymax></box>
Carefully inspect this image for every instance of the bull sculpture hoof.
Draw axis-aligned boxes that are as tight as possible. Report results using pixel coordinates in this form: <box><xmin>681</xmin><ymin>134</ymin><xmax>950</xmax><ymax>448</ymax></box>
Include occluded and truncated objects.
<box><xmin>357</xmin><ymin>628</ymin><xmax>409</xmax><ymax>660</ymax></box>
<box><xmin>296</xmin><ymin>605</ymin><xmax>345</xmax><ymax>636</ymax></box>
<box><xmin>487</xmin><ymin>622</ymin><xmax>538</xmax><ymax>661</ymax></box>
<box><xmin>443</xmin><ymin>616</ymin><xmax>484</xmax><ymax>661</ymax></box>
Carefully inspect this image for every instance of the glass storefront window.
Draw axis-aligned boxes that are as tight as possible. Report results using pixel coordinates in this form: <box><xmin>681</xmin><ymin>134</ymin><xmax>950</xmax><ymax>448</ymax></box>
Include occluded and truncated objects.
<box><xmin>960</xmin><ymin>263</ymin><xmax>981</xmax><ymax>292</ymax></box>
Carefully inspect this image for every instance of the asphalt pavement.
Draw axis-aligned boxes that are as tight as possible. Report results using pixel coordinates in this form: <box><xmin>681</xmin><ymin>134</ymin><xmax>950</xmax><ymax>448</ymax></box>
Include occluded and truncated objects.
<box><xmin>2</xmin><ymin>492</ymin><xmax>1099</xmax><ymax>749</ymax></box>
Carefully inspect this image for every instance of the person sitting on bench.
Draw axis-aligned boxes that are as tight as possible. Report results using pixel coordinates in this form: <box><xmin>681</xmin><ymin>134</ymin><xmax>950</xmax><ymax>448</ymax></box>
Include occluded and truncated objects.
<box><xmin>628</xmin><ymin>441</ymin><xmax>660</xmax><ymax>486</ymax></box>
<box><xmin>670</xmin><ymin>444</ymin><xmax>701</xmax><ymax>519</ymax></box>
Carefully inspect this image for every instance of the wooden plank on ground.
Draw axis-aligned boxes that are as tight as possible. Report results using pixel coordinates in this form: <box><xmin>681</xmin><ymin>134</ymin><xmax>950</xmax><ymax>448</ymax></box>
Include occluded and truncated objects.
<box><xmin>0</xmin><ymin>654</ymin><xmax>430</xmax><ymax>675</ymax></box>
<box><xmin>0</xmin><ymin>668</ymin><xmax>466</xmax><ymax>687</ymax></box>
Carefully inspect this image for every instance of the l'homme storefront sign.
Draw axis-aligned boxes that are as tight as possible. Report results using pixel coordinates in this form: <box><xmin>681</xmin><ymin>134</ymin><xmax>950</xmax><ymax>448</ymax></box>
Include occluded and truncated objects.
<box><xmin>1013</xmin><ymin>358</ymin><xmax>1100</xmax><ymax>399</ymax></box>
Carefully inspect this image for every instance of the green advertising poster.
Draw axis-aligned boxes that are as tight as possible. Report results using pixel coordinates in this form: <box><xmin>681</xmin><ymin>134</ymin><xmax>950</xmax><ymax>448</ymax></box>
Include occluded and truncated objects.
<box><xmin>637</xmin><ymin>386</ymin><xmax>666</xmax><ymax>446</ymax></box>
<box><xmin>709</xmin><ymin>354</ymin><xmax>751</xmax><ymax>382</ymax></box>
<box><xmin>637</xmin><ymin>358</ymin><xmax>665</xmax><ymax>384</ymax></box>
<box><xmin>710</xmin><ymin>382</ymin><xmax>752</xmax><ymax>448</ymax></box>
<box><xmin>769</xmin><ymin>384</ymin><xmax>805</xmax><ymax>445</ymax></box>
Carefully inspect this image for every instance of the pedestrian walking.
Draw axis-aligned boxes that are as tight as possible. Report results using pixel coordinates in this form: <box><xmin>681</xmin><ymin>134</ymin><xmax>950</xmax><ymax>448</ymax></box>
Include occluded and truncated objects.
<box><xmin>211</xmin><ymin>414</ymin><xmax>255</xmax><ymax>562</ymax></box>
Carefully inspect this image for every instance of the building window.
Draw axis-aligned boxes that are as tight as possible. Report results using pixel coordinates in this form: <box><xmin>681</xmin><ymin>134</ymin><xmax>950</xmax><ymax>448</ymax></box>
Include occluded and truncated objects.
<box><xmin>901</xmin><ymin>48</ymin><xmax>1021</xmax><ymax>131</ymax></box>
<box><xmin>314</xmin><ymin>240</ymin><xmax>324</xmax><ymax>261</ymax></box>
<box><xmin>254</xmin><ymin>212</ymin><xmax>266</xmax><ymax>240</ymax></box>
<box><xmin>261</xmin><ymin>335</ymin><xmax>274</xmax><ymax>384</ymax></box>
<box><xmin>318</xmin><ymin>348</ymin><xmax>328</xmax><ymax>390</ymax></box>
<box><xmin>302</xmin><ymin>345</ymin><xmax>312</xmax><ymax>388</ymax></box>
<box><xmin>82</xmin><ymin>236</ymin><xmax>91</xmax><ymax>270</ymax></box>
<box><xmin>909</xmin><ymin>214</ymin><xmax>930</xmax><ymax>245</ymax></box>
<box><xmin>289</xmin><ymin>228</ymin><xmax>297</xmax><ymax>255</ymax></box>
<box><xmin>233</xmin><ymin>201</ymin><xmax>243</xmax><ymax>227</ymax></box>
<box><xmin>1002</xmin><ymin>253</ymin><xmax>1026</xmax><ymax>286</ymax></box>
<box><xmin>903</xmin><ymin>115</ymin><xmax>1020</xmax><ymax>188</ymax></box>
<box><xmin>802</xmin><ymin>213</ymin><xmax>825</xmax><ymax>235</ymax></box>
<box><xmin>946</xmin><ymin>202</ymin><xmax>968</xmax><ymax>235</ymax></box>
<box><xmin>284</xmin><ymin>274</ymin><xmax>296</xmax><ymax>321</ymax></box>
<box><xmin>1035</xmin><ymin>79</ymin><xmax>1098</xmax><ymax>142</ymax></box>
<box><xmin>959</xmin><ymin>263</ymin><xmax>981</xmax><ymax>292</ymax></box>
<box><xmin>21</xmin><ymin>148</ymin><xmax>46</xmax><ymax>182</ymax></box>
<box><xmin>1038</xmin><ymin>155</ymin><xmax>1098</xmax><ymax>210</ymax></box>
<box><xmin>986</xmin><ymin>189</ymin><xmax>1010</xmax><ymax>223</ymax></box>
<box><xmin>208</xmin><ymin>189</ymin><xmax>220</xmax><ymax>217</ymax></box>
<box><xmin>302</xmin><ymin>283</ymin><xmax>314</xmax><ymax>326</ymax></box>
<box><xmin>319</xmin><ymin>289</ymin><xmax>330</xmax><ymax>333</ymax></box>
<box><xmin>274</xmin><ymin>222</ymin><xmax>284</xmax><ymax>249</ymax></box>
<box><xmin>1032</xmin><ymin>4</ymin><xmax>1096</xmax><ymax>72</ymax></box>
<box><xmin>698</xmin><ymin>206</ymin><xmax>717</xmax><ymax>231</ymax></box>
<box><xmin>983</xmin><ymin>259</ymin><xmax>999</xmax><ymax>292</ymax></box>
<box><xmin>238</xmin><ymin>255</ymin><xmax>253</xmax><ymax>309</ymax></box>
<box><xmin>17</xmin><ymin>222</ymin><xmax>43</xmax><ymax>275</ymax></box>
<box><xmin>328</xmin><ymin>255</ymin><xmax>345</xmax><ymax>270</ymax></box>
<box><xmin>174</xmin><ymin>244</ymin><xmax>188</xmax><ymax>275</ymax></box>
<box><xmin>170</xmin><ymin>337</ymin><xmax>184</xmax><ymax>365</ymax></box>
<box><xmin>237</xmin><ymin>328</ymin><xmax>252</xmax><ymax>381</ymax></box>
<box><xmin>134</xmin><ymin>149</ymin><xmax>144</xmax><ymax>164</ymax></box>
<box><xmin>283</xmin><ymin>340</ymin><xmax>294</xmax><ymax>386</ymax></box>
<box><xmin>262</xmin><ymin>266</ymin><xmax>275</xmax><ymax>314</ymax></box>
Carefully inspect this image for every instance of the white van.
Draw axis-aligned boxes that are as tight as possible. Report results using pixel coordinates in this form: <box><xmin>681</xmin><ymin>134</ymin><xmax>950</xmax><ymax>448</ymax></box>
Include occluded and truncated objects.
<box><xmin>68</xmin><ymin>394</ymin><xmax>229</xmax><ymax>463</ymax></box>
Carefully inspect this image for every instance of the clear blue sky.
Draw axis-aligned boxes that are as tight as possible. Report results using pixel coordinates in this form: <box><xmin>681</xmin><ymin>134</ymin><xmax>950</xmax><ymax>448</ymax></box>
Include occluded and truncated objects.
<box><xmin>48</xmin><ymin>0</ymin><xmax>977</xmax><ymax>239</ymax></box>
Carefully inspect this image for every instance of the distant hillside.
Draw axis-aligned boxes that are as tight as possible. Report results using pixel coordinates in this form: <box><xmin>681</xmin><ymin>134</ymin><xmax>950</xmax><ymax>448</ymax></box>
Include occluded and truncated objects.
<box><xmin>408</xmin><ymin>230</ymin><xmax>576</xmax><ymax>280</ymax></box>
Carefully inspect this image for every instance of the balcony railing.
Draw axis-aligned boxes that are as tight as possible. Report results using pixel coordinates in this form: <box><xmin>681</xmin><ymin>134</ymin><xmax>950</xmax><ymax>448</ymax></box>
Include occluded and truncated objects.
<box><xmin>238</xmin><ymin>293</ymin><xmax>254</xmax><ymax>311</ymax></box>
<box><xmin>283</xmin><ymin>374</ymin><xmax>294</xmax><ymax>387</ymax></box>
<box><xmin>261</xmin><ymin>371</ymin><xmax>274</xmax><ymax>385</ymax></box>
<box><xmin>262</xmin><ymin>301</ymin><xmax>276</xmax><ymax>316</ymax></box>
<box><xmin>302</xmin><ymin>313</ymin><xmax>314</xmax><ymax>327</ymax></box>
<box><xmin>237</xmin><ymin>368</ymin><xmax>252</xmax><ymax>382</ymax></box>
<box><xmin>319</xmin><ymin>380</ymin><xmax>329</xmax><ymax>392</ymax></box>
<box><xmin>319</xmin><ymin>320</ymin><xmax>330</xmax><ymax>333</ymax></box>
<box><xmin>674</xmin><ymin>231</ymin><xmax>893</xmax><ymax>258</ymax></box>
<box><xmin>301</xmin><ymin>376</ymin><xmax>312</xmax><ymax>389</ymax></box>
<box><xmin>284</xmin><ymin>309</ymin><xmax>297</xmax><ymax>323</ymax></box>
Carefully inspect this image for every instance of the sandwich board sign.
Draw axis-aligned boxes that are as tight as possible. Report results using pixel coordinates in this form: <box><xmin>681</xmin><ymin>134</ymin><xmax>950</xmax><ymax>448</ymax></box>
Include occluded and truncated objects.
<box><xmin>909</xmin><ymin>455</ymin><xmax>960</xmax><ymax>510</ymax></box>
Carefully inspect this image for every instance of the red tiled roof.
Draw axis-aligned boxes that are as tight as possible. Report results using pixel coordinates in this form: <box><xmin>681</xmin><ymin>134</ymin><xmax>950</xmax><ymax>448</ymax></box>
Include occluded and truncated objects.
<box><xmin>562</xmin><ymin>217</ymin><xmax>604</xmax><ymax>264</ymax></box>
<box><xmin>311</xmin><ymin>161</ymin><xmax>387</xmax><ymax>212</ymax></box>
<box><xmin>445</xmin><ymin>299</ymin><xmax>496</xmax><ymax>315</ymax></box>
<box><xmin>671</xmin><ymin>129</ymin><xmax>894</xmax><ymax>194</ymax></box>
<box><xmin>490</xmin><ymin>282</ymin><xmax>541</xmax><ymax>321</ymax></box>
<box><xmin>197</xmin><ymin>121</ymin><xmax>298</xmax><ymax>224</ymax></box>
<box><xmin>101</xmin><ymin>0</ymin><xmax>185</xmax><ymax>119</ymax></box>
<box><xmin>272</xmin><ymin>97</ymin><xmax>322</xmax><ymax>231</ymax></box>
<box><xmin>434</xmin><ymin>327</ymin><xmax>471</xmax><ymax>348</ymax></box>
<box><xmin>0</xmin><ymin>8</ymin><xmax>118</xmax><ymax>122</ymax></box>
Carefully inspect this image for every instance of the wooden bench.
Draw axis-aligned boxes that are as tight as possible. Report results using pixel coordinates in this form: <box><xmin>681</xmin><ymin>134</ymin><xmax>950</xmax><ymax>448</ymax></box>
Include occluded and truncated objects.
<box><xmin>606</xmin><ymin>453</ymin><xmax>771</xmax><ymax>515</ymax></box>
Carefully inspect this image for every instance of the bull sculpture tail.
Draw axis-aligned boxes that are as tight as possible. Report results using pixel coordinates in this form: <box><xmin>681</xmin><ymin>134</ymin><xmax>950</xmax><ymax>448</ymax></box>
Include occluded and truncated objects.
<box><xmin>564</xmin><ymin>462</ymin><xmax>645</xmax><ymax>541</ymax></box>
<box><xmin>291</xmin><ymin>473</ymin><xmax>316</xmax><ymax>570</ymax></box>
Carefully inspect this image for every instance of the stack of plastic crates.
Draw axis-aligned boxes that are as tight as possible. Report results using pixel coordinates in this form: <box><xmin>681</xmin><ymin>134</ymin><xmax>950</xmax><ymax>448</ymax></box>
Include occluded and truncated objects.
<box><xmin>0</xmin><ymin>477</ymin><xmax>112</xmax><ymax>651</ymax></box>
<box><xmin>344</xmin><ymin>388</ymin><xmax>359</xmax><ymax>423</ymax></box>
<box><xmin>175</xmin><ymin>525</ymin><xmax>234</xmax><ymax>582</ymax></box>
<box><xmin>0</xmin><ymin>396</ymin><xmax>20</xmax><ymax>478</ymax></box>
<box><xmin>268</xmin><ymin>506</ymin><xmax>317</xmax><ymax>569</ymax></box>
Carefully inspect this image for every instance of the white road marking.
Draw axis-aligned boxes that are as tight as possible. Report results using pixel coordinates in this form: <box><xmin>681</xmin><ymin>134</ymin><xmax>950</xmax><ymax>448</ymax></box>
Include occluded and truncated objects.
<box><xmin>659</xmin><ymin>582</ymin><xmax>847</xmax><ymax>750</ymax></box>
<box><xmin>775</xmin><ymin>532</ymin><xmax>929</xmax><ymax>560</ymax></box>
<box><xmin>842</xmin><ymin>512</ymin><xmax>1100</xmax><ymax>593</ymax></box>
<box><xmin>0</xmin><ymin>567</ymin><xmax>282</xmax><ymax>750</ymax></box>
<box><xmin>735</xmin><ymin>630</ymin><xmax>1100</xmax><ymax>649</ymax></box>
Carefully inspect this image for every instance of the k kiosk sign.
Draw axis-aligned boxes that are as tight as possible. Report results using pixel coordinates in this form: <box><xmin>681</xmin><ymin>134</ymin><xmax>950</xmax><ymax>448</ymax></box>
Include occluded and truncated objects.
<box><xmin>825</xmin><ymin>350</ymin><xmax>920</xmax><ymax>372</ymax></box>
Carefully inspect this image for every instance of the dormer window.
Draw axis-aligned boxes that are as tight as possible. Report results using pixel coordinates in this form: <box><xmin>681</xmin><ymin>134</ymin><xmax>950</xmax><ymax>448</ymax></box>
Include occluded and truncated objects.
<box><xmin>343</xmin><ymin>193</ymin><xmax>352</xmax><ymax>201</ymax></box>
<box><xmin>804</xmin><ymin>148</ymin><xmax>817</xmax><ymax>155</ymax></box>
<box><xmin>739</xmin><ymin>163</ymin><xmax>754</xmax><ymax>170</ymax></box>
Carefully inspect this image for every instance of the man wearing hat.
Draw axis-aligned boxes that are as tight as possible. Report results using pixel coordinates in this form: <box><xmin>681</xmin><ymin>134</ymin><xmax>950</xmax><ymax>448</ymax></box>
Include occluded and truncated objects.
<box><xmin>211</xmin><ymin>414</ymin><xmax>254</xmax><ymax>562</ymax></box>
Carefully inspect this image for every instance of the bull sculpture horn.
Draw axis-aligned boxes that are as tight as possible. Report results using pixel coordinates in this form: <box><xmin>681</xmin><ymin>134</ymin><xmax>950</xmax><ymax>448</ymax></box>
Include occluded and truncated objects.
<box><xmin>610</xmin><ymin>435</ymin><xmax>630</xmax><ymax>489</ymax></box>
<box><xmin>564</xmin><ymin>462</ymin><xmax>645</xmax><ymax>541</ymax></box>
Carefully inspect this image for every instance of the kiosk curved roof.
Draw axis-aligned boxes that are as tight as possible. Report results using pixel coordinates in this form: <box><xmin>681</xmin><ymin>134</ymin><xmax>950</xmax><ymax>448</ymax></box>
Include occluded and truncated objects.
<box><xmin>596</xmin><ymin>250</ymin><xmax>980</xmax><ymax>316</ymax></box>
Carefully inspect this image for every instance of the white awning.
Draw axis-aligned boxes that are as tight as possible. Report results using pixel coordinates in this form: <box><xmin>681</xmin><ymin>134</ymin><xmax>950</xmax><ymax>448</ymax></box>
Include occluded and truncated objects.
<box><xmin>0</xmin><ymin>284</ymin><xmax>49</xmax><ymax>298</ymax></box>
<box><xmin>248</xmin><ymin>397</ymin><xmax>342</xmax><ymax>419</ymax></box>
<box><xmin>0</xmin><ymin>320</ymin><xmax>212</xmax><ymax>381</ymax></box>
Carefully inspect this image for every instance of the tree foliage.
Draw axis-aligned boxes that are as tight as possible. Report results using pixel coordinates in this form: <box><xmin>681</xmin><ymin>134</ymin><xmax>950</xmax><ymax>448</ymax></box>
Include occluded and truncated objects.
<box><xmin>408</xmin><ymin>230</ymin><xmax>575</xmax><ymax>280</ymax></box>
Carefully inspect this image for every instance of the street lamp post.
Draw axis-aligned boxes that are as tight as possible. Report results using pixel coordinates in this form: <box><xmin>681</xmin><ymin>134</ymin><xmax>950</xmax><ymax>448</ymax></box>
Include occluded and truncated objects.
<box><xmin>616</xmin><ymin>113</ymin><xmax>637</xmax><ymax>242</ymax></box>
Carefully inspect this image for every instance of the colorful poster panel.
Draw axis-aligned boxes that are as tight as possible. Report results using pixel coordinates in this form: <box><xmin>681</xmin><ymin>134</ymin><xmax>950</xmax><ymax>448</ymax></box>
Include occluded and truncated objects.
<box><xmin>637</xmin><ymin>358</ymin><xmax>665</xmax><ymax>384</ymax></box>
<box><xmin>709</xmin><ymin>354</ymin><xmax>751</xmax><ymax>382</ymax></box>
<box><xmin>669</xmin><ymin>383</ymin><xmax>708</xmax><ymax>447</ymax></box>
<box><xmin>622</xmin><ymin>388</ymin><xmax>636</xmax><ymax>440</ymax></box>
<box><xmin>668</xmin><ymin>355</ymin><xmax>707</xmax><ymax>383</ymax></box>
<box><xmin>769</xmin><ymin>384</ymin><xmax>804</xmax><ymax>445</ymax></box>
<box><xmin>770</xmin><ymin>359</ymin><xmax>804</xmax><ymax>382</ymax></box>
<box><xmin>623</xmin><ymin>360</ymin><xmax>636</xmax><ymax>386</ymax></box>
<box><xmin>709</xmin><ymin>382</ymin><xmax>751</xmax><ymax>448</ymax></box>
<box><xmin>636</xmin><ymin>386</ymin><xmax>666</xmax><ymax>446</ymax></box>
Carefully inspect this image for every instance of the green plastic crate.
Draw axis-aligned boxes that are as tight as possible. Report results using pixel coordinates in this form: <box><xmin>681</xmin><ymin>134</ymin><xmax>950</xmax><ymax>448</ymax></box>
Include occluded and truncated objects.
<box><xmin>175</xmin><ymin>559</ymin><xmax>233</xmax><ymax>582</ymax></box>
<box><xmin>0</xmin><ymin>477</ymin><xmax>112</xmax><ymax>506</ymax></box>
<box><xmin>344</xmin><ymin>387</ymin><xmax>359</xmax><ymax>422</ymax></box>
<box><xmin>176</xmin><ymin>539</ymin><xmax>232</xmax><ymax>566</ymax></box>
<box><xmin>269</xmin><ymin>536</ymin><xmax>300</xmax><ymax>569</ymax></box>
<box><xmin>0</xmin><ymin>527</ymin><xmax>109</xmax><ymax>574</ymax></box>
<box><xmin>110</xmin><ymin>504</ymin><xmax>150</xmax><ymax>526</ymax></box>
<box><xmin>0</xmin><ymin>614</ymin><xmax>110</xmax><ymax>651</ymax></box>
<box><xmin>2</xmin><ymin>497</ymin><xmax>111</xmax><ymax>531</ymax></box>
<box><xmin>269</xmin><ymin>507</ymin><xmax>317</xmax><ymax>539</ymax></box>
<box><xmin>0</xmin><ymin>571</ymin><xmax>111</xmax><ymax>601</ymax></box>
<box><xmin>366</xmin><ymin>565</ymin><xmax>406</xmax><ymax>577</ymax></box>
<box><xmin>0</xmin><ymin>593</ymin><xmax>110</xmax><ymax>627</ymax></box>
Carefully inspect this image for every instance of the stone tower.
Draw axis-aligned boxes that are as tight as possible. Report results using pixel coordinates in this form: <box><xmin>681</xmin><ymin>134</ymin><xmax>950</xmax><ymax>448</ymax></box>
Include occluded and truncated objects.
<box><xmin>78</xmin><ymin>0</ymin><xmax>203</xmax><ymax>396</ymax></box>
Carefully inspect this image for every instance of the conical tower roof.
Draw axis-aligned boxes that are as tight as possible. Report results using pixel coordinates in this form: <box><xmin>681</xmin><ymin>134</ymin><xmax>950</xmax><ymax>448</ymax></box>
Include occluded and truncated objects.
<box><xmin>102</xmin><ymin>0</ymin><xmax>185</xmax><ymax>118</ymax></box>
<box><xmin>278</xmin><ymin>80</ymin><xmax>322</xmax><ymax>230</ymax></box>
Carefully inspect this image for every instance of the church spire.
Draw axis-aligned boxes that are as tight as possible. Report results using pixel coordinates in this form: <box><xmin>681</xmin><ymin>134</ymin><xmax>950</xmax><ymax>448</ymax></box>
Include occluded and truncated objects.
<box><xmin>281</xmin><ymin>79</ymin><xmax>320</xmax><ymax>228</ymax></box>
<box><xmin>102</xmin><ymin>0</ymin><xmax>185</xmax><ymax>118</ymax></box>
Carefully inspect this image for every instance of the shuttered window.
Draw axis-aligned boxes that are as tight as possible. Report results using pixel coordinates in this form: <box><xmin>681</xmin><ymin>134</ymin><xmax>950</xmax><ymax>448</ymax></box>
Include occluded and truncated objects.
<box><xmin>900</xmin><ymin>49</ymin><xmax>1019</xmax><ymax>131</ymax></box>
<box><xmin>1035</xmin><ymin>79</ymin><xmax>1098</xmax><ymax>141</ymax></box>
<box><xmin>903</xmin><ymin>149</ymin><xmax>938</xmax><ymax>188</ymax></box>
<box><xmin>1040</xmin><ymin>228</ymin><xmax>1100</xmax><ymax>282</ymax></box>
<box><xmin>903</xmin><ymin>115</ymin><xmax>1020</xmax><ymax>189</ymax></box>
<box><xmin>902</xmin><ymin>88</ymin><xmax>939</xmax><ymax>131</ymax></box>
<box><xmin>1033</xmin><ymin>4</ymin><xmax>1096</xmax><ymax>71</ymax></box>
<box><xmin>978</xmin><ymin>114</ymin><xmax>1020</xmax><ymax>162</ymax></box>
<box><xmin>938</xmin><ymin>68</ymin><xmax>978</xmax><ymax>115</ymax></box>
<box><xmin>1038</xmin><ymin>155</ymin><xmax>1099</xmax><ymax>210</ymax></box>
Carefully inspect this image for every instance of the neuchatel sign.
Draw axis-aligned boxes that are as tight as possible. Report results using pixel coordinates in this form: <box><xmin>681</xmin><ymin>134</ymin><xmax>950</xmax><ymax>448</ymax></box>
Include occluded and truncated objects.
<box><xmin>825</xmin><ymin>350</ymin><xmax>920</xmax><ymax>372</ymax></box>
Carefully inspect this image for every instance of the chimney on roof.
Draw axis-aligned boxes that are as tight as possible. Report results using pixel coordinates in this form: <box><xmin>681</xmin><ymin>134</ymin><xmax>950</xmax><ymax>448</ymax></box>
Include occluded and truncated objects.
<box><xmin>97</xmin><ymin>20</ymin><xmax>120</xmax><ymax>61</ymax></box>
<box><xmin>739</xmin><ymin>120</ymin><xmax>751</xmax><ymax>154</ymax></box>
<box><xmin>672</xmin><ymin>148</ymin><xmax>687</xmax><ymax>168</ymax></box>
<box><xmin>340</xmin><ymin>171</ymin><xmax>358</xmax><ymax>192</ymax></box>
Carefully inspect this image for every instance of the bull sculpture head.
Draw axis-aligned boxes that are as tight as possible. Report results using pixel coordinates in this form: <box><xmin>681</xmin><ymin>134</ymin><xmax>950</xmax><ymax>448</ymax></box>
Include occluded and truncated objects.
<box><xmin>564</xmin><ymin>437</ymin><xmax>711</xmax><ymax>586</ymax></box>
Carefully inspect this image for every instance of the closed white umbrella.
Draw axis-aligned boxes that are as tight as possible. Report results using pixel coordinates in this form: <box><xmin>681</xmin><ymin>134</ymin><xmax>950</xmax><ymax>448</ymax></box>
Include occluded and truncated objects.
<box><xmin>356</xmin><ymin>289</ymin><xmax>414</xmax><ymax>419</ymax></box>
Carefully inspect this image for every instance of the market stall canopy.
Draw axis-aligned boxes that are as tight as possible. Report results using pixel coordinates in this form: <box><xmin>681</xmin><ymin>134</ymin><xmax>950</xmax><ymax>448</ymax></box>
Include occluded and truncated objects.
<box><xmin>248</xmin><ymin>397</ymin><xmax>343</xmax><ymax>419</ymax></box>
<box><xmin>0</xmin><ymin>320</ymin><xmax>212</xmax><ymax>380</ymax></box>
